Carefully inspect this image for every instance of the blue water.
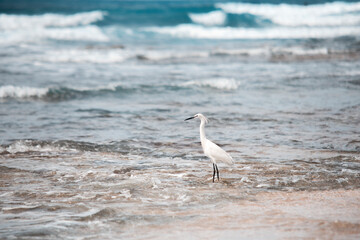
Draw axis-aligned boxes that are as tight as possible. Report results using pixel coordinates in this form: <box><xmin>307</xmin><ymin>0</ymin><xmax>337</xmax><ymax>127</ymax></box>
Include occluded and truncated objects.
<box><xmin>1</xmin><ymin>1</ymin><xmax>360</xmax><ymax>239</ymax></box>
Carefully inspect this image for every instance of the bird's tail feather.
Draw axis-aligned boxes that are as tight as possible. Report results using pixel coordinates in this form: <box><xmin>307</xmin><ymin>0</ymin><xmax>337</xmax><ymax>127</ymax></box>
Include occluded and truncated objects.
<box><xmin>225</xmin><ymin>153</ymin><xmax>235</xmax><ymax>165</ymax></box>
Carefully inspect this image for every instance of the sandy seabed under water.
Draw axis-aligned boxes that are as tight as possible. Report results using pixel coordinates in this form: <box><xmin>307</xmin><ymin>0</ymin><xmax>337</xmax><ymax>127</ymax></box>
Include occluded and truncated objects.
<box><xmin>143</xmin><ymin>189</ymin><xmax>360</xmax><ymax>240</ymax></box>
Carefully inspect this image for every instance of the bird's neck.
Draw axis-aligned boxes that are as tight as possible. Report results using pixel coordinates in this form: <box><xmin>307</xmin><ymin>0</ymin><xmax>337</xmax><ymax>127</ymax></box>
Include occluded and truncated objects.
<box><xmin>199</xmin><ymin>120</ymin><xmax>206</xmax><ymax>144</ymax></box>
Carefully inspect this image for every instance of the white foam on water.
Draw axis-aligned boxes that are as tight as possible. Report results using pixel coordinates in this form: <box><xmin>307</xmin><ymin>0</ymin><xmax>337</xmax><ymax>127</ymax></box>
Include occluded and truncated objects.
<box><xmin>119</xmin><ymin>189</ymin><xmax>132</xmax><ymax>199</ymax></box>
<box><xmin>0</xmin><ymin>25</ymin><xmax>109</xmax><ymax>44</ymax></box>
<box><xmin>188</xmin><ymin>10</ymin><xmax>226</xmax><ymax>26</ymax></box>
<box><xmin>211</xmin><ymin>45</ymin><xmax>330</xmax><ymax>57</ymax></box>
<box><xmin>42</xmin><ymin>26</ymin><xmax>109</xmax><ymax>42</ymax></box>
<box><xmin>272</xmin><ymin>46</ymin><xmax>329</xmax><ymax>55</ymax></box>
<box><xmin>72</xmin><ymin>82</ymin><xmax>124</xmax><ymax>92</ymax></box>
<box><xmin>0</xmin><ymin>85</ymin><xmax>48</xmax><ymax>99</ymax></box>
<box><xmin>3</xmin><ymin>140</ymin><xmax>65</xmax><ymax>154</ymax></box>
<box><xmin>211</xmin><ymin>47</ymin><xmax>270</xmax><ymax>56</ymax></box>
<box><xmin>0</xmin><ymin>83</ymin><xmax>126</xmax><ymax>100</ymax></box>
<box><xmin>0</xmin><ymin>11</ymin><xmax>106</xmax><ymax>30</ymax></box>
<box><xmin>0</xmin><ymin>11</ymin><xmax>108</xmax><ymax>44</ymax></box>
<box><xmin>218</xmin><ymin>1</ymin><xmax>360</xmax><ymax>16</ymax></box>
<box><xmin>344</xmin><ymin>69</ymin><xmax>360</xmax><ymax>76</ymax></box>
<box><xmin>148</xmin><ymin>24</ymin><xmax>360</xmax><ymax>39</ymax></box>
<box><xmin>139</xmin><ymin>50</ymin><xmax>209</xmax><ymax>61</ymax></box>
<box><xmin>272</xmin><ymin>14</ymin><xmax>360</xmax><ymax>27</ymax></box>
<box><xmin>34</xmin><ymin>46</ymin><xmax>209</xmax><ymax>64</ymax></box>
<box><xmin>42</xmin><ymin>48</ymin><xmax>128</xmax><ymax>63</ymax></box>
<box><xmin>181</xmin><ymin>78</ymin><xmax>239</xmax><ymax>90</ymax></box>
<box><xmin>217</xmin><ymin>2</ymin><xmax>360</xmax><ymax>27</ymax></box>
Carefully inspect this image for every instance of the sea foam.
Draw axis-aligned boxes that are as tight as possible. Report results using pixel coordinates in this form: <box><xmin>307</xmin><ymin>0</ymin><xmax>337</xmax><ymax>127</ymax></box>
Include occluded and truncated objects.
<box><xmin>181</xmin><ymin>78</ymin><xmax>239</xmax><ymax>90</ymax></box>
<box><xmin>188</xmin><ymin>11</ymin><xmax>226</xmax><ymax>26</ymax></box>
<box><xmin>43</xmin><ymin>48</ymin><xmax>128</xmax><ymax>63</ymax></box>
<box><xmin>148</xmin><ymin>24</ymin><xmax>360</xmax><ymax>39</ymax></box>
<box><xmin>3</xmin><ymin>140</ymin><xmax>65</xmax><ymax>154</ymax></box>
<box><xmin>216</xmin><ymin>2</ymin><xmax>360</xmax><ymax>27</ymax></box>
<box><xmin>0</xmin><ymin>85</ymin><xmax>48</xmax><ymax>99</ymax></box>
<box><xmin>149</xmin><ymin>2</ymin><xmax>360</xmax><ymax>39</ymax></box>
<box><xmin>0</xmin><ymin>11</ymin><xmax>108</xmax><ymax>44</ymax></box>
<box><xmin>0</xmin><ymin>25</ymin><xmax>109</xmax><ymax>44</ymax></box>
<box><xmin>0</xmin><ymin>11</ymin><xmax>106</xmax><ymax>30</ymax></box>
<box><xmin>0</xmin><ymin>84</ymin><xmax>126</xmax><ymax>101</ymax></box>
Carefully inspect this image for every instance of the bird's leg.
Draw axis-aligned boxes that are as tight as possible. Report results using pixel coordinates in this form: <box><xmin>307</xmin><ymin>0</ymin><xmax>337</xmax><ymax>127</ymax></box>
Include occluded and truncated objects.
<box><xmin>215</xmin><ymin>164</ymin><xmax>219</xmax><ymax>181</ymax></box>
<box><xmin>212</xmin><ymin>163</ymin><xmax>216</xmax><ymax>183</ymax></box>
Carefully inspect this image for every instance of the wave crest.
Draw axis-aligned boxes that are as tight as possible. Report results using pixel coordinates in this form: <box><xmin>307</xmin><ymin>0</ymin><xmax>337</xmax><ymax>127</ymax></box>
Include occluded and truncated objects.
<box><xmin>0</xmin><ymin>25</ymin><xmax>108</xmax><ymax>44</ymax></box>
<box><xmin>2</xmin><ymin>140</ymin><xmax>66</xmax><ymax>154</ymax></box>
<box><xmin>147</xmin><ymin>24</ymin><xmax>360</xmax><ymax>39</ymax></box>
<box><xmin>0</xmin><ymin>140</ymin><xmax>138</xmax><ymax>154</ymax></box>
<box><xmin>181</xmin><ymin>78</ymin><xmax>239</xmax><ymax>90</ymax></box>
<box><xmin>0</xmin><ymin>11</ymin><xmax>106</xmax><ymax>30</ymax></box>
<box><xmin>0</xmin><ymin>11</ymin><xmax>108</xmax><ymax>44</ymax></box>
<box><xmin>188</xmin><ymin>11</ymin><xmax>226</xmax><ymax>26</ymax></box>
<box><xmin>216</xmin><ymin>2</ymin><xmax>360</xmax><ymax>27</ymax></box>
<box><xmin>0</xmin><ymin>85</ymin><xmax>48</xmax><ymax>99</ymax></box>
<box><xmin>0</xmin><ymin>84</ymin><xmax>127</xmax><ymax>101</ymax></box>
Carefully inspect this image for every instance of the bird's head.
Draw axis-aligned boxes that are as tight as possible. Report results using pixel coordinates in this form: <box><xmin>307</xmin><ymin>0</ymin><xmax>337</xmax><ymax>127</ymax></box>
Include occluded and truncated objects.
<box><xmin>184</xmin><ymin>113</ymin><xmax>209</xmax><ymax>124</ymax></box>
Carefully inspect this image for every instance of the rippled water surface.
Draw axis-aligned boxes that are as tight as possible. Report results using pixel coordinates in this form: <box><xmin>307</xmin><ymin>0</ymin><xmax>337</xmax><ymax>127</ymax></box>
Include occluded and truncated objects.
<box><xmin>1</xmin><ymin>0</ymin><xmax>360</xmax><ymax>239</ymax></box>
<box><xmin>1</xmin><ymin>143</ymin><xmax>360</xmax><ymax>239</ymax></box>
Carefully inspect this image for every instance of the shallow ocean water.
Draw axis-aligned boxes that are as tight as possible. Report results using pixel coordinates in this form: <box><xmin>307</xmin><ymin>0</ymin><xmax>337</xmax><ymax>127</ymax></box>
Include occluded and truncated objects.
<box><xmin>1</xmin><ymin>144</ymin><xmax>360</xmax><ymax>239</ymax></box>
<box><xmin>1</xmin><ymin>0</ymin><xmax>360</xmax><ymax>239</ymax></box>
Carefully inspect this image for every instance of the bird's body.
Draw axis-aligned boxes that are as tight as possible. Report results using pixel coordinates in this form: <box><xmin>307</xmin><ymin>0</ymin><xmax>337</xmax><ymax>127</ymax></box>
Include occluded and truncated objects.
<box><xmin>202</xmin><ymin>139</ymin><xmax>234</xmax><ymax>165</ymax></box>
<box><xmin>185</xmin><ymin>113</ymin><xmax>234</xmax><ymax>182</ymax></box>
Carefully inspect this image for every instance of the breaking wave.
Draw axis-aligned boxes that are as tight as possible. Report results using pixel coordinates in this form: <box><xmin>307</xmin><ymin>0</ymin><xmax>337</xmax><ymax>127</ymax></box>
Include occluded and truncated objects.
<box><xmin>0</xmin><ymin>11</ymin><xmax>108</xmax><ymax>44</ymax></box>
<box><xmin>0</xmin><ymin>85</ymin><xmax>48</xmax><ymax>99</ymax></box>
<box><xmin>0</xmin><ymin>79</ymin><xmax>239</xmax><ymax>102</ymax></box>
<box><xmin>216</xmin><ymin>2</ymin><xmax>360</xmax><ymax>27</ymax></box>
<box><xmin>0</xmin><ymin>84</ymin><xmax>128</xmax><ymax>101</ymax></box>
<box><xmin>1</xmin><ymin>140</ymin><xmax>68</xmax><ymax>154</ymax></box>
<box><xmin>155</xmin><ymin>2</ymin><xmax>360</xmax><ymax>39</ymax></box>
<box><xmin>147</xmin><ymin>24</ymin><xmax>360</xmax><ymax>40</ymax></box>
<box><xmin>181</xmin><ymin>78</ymin><xmax>239</xmax><ymax>91</ymax></box>
<box><xmin>188</xmin><ymin>11</ymin><xmax>227</xmax><ymax>26</ymax></box>
<box><xmin>0</xmin><ymin>139</ymin><xmax>132</xmax><ymax>154</ymax></box>
<box><xmin>0</xmin><ymin>25</ymin><xmax>108</xmax><ymax>44</ymax></box>
<box><xmin>42</xmin><ymin>48</ymin><xmax>128</xmax><ymax>63</ymax></box>
<box><xmin>0</xmin><ymin>11</ymin><xmax>106</xmax><ymax>30</ymax></box>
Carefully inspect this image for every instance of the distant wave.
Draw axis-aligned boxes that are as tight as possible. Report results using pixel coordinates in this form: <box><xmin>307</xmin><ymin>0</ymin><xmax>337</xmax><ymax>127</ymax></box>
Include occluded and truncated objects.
<box><xmin>0</xmin><ymin>140</ymin><xmax>121</xmax><ymax>154</ymax></box>
<box><xmin>42</xmin><ymin>48</ymin><xmax>129</xmax><ymax>63</ymax></box>
<box><xmin>0</xmin><ymin>84</ymin><xmax>128</xmax><ymax>101</ymax></box>
<box><xmin>0</xmin><ymin>85</ymin><xmax>48</xmax><ymax>99</ymax></box>
<box><xmin>216</xmin><ymin>2</ymin><xmax>360</xmax><ymax>27</ymax></box>
<box><xmin>0</xmin><ymin>11</ymin><xmax>108</xmax><ymax>44</ymax></box>
<box><xmin>0</xmin><ymin>25</ymin><xmax>108</xmax><ymax>44</ymax></box>
<box><xmin>42</xmin><ymin>45</ymin><xmax>335</xmax><ymax>63</ymax></box>
<box><xmin>0</xmin><ymin>79</ymin><xmax>240</xmax><ymax>102</ymax></box>
<box><xmin>0</xmin><ymin>11</ymin><xmax>106</xmax><ymax>30</ymax></box>
<box><xmin>147</xmin><ymin>24</ymin><xmax>360</xmax><ymax>39</ymax></box>
<box><xmin>2</xmin><ymin>2</ymin><xmax>360</xmax><ymax>43</ymax></box>
<box><xmin>176</xmin><ymin>2</ymin><xmax>360</xmax><ymax>39</ymax></box>
<box><xmin>181</xmin><ymin>78</ymin><xmax>239</xmax><ymax>91</ymax></box>
<box><xmin>0</xmin><ymin>139</ymin><xmax>153</xmax><ymax>154</ymax></box>
<box><xmin>188</xmin><ymin>11</ymin><xmax>226</xmax><ymax>26</ymax></box>
<box><xmin>189</xmin><ymin>10</ymin><xmax>271</xmax><ymax>28</ymax></box>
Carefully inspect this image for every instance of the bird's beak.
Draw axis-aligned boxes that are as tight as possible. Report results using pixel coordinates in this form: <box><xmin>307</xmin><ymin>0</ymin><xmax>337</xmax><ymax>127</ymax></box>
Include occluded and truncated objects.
<box><xmin>184</xmin><ymin>116</ymin><xmax>195</xmax><ymax>121</ymax></box>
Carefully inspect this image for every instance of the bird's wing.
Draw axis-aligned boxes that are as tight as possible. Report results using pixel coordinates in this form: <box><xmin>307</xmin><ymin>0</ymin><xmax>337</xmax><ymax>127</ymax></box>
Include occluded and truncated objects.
<box><xmin>205</xmin><ymin>140</ymin><xmax>234</xmax><ymax>165</ymax></box>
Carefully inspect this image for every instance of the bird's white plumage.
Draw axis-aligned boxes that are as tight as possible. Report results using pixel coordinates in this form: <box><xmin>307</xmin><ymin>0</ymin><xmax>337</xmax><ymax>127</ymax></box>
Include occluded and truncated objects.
<box><xmin>185</xmin><ymin>113</ymin><xmax>234</xmax><ymax>182</ymax></box>
<box><xmin>187</xmin><ymin>113</ymin><xmax>234</xmax><ymax>165</ymax></box>
<box><xmin>203</xmin><ymin>139</ymin><xmax>234</xmax><ymax>165</ymax></box>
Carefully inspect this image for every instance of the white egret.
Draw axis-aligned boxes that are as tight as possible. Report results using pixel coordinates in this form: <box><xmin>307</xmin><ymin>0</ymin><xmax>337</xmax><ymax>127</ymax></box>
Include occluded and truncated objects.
<box><xmin>185</xmin><ymin>113</ymin><xmax>234</xmax><ymax>182</ymax></box>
